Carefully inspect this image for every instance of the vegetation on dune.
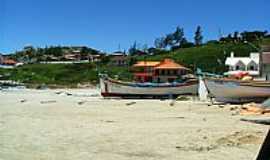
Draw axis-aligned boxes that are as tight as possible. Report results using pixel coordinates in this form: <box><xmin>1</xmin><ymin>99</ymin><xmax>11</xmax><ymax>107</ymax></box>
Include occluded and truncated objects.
<box><xmin>0</xmin><ymin>63</ymin><xmax>131</xmax><ymax>87</ymax></box>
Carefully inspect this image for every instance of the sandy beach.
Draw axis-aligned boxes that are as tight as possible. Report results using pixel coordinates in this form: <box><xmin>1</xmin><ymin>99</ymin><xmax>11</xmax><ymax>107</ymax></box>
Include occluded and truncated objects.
<box><xmin>0</xmin><ymin>88</ymin><xmax>268</xmax><ymax>160</ymax></box>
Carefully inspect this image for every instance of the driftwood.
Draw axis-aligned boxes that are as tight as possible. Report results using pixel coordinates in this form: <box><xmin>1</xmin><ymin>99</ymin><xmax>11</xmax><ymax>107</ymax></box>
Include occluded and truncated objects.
<box><xmin>126</xmin><ymin>102</ymin><xmax>136</xmax><ymax>106</ymax></box>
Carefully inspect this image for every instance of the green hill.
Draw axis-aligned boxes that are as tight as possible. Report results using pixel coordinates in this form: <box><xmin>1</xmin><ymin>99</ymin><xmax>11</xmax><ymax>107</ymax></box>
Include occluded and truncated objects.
<box><xmin>139</xmin><ymin>42</ymin><xmax>261</xmax><ymax>74</ymax></box>
<box><xmin>1</xmin><ymin>38</ymin><xmax>269</xmax><ymax>87</ymax></box>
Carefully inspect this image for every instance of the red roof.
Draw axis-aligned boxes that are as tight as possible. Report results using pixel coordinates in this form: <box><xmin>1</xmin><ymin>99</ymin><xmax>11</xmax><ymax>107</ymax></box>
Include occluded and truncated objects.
<box><xmin>154</xmin><ymin>59</ymin><xmax>189</xmax><ymax>70</ymax></box>
<box><xmin>3</xmin><ymin>59</ymin><xmax>17</xmax><ymax>65</ymax></box>
<box><xmin>133</xmin><ymin>61</ymin><xmax>160</xmax><ymax>67</ymax></box>
<box><xmin>133</xmin><ymin>58</ymin><xmax>190</xmax><ymax>70</ymax></box>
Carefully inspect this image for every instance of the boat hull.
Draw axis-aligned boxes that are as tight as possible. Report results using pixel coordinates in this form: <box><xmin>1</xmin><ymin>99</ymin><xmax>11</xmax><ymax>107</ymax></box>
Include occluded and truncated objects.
<box><xmin>100</xmin><ymin>77</ymin><xmax>198</xmax><ymax>98</ymax></box>
<box><xmin>204</xmin><ymin>79</ymin><xmax>270</xmax><ymax>103</ymax></box>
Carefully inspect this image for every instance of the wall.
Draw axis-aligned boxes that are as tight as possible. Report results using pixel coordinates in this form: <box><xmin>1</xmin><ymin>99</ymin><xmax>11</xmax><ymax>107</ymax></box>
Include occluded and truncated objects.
<box><xmin>262</xmin><ymin>64</ymin><xmax>270</xmax><ymax>81</ymax></box>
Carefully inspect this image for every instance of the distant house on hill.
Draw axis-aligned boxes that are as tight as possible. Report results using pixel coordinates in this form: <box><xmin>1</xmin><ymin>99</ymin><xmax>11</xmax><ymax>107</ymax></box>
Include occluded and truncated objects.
<box><xmin>0</xmin><ymin>54</ymin><xmax>18</xmax><ymax>68</ymax></box>
<box><xmin>88</xmin><ymin>54</ymin><xmax>103</xmax><ymax>62</ymax></box>
<box><xmin>0</xmin><ymin>54</ymin><xmax>4</xmax><ymax>64</ymax></box>
<box><xmin>109</xmin><ymin>52</ymin><xmax>128</xmax><ymax>66</ymax></box>
<box><xmin>63</xmin><ymin>53</ymin><xmax>81</xmax><ymax>61</ymax></box>
<box><xmin>2</xmin><ymin>59</ymin><xmax>17</xmax><ymax>66</ymax></box>
<box><xmin>225</xmin><ymin>52</ymin><xmax>260</xmax><ymax>77</ymax></box>
<box><xmin>132</xmin><ymin>58</ymin><xmax>190</xmax><ymax>83</ymax></box>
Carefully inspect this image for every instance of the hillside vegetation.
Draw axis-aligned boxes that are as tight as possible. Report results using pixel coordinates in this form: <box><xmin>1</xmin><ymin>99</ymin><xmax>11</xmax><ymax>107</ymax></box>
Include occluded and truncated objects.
<box><xmin>0</xmin><ymin>63</ymin><xmax>130</xmax><ymax>87</ymax></box>
<box><xmin>141</xmin><ymin>42</ymin><xmax>259</xmax><ymax>73</ymax></box>
<box><xmin>1</xmin><ymin>38</ymin><xmax>269</xmax><ymax>87</ymax></box>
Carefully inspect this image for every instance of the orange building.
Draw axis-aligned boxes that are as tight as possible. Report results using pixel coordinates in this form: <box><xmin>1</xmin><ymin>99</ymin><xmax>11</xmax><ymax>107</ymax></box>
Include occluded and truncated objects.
<box><xmin>132</xmin><ymin>59</ymin><xmax>190</xmax><ymax>83</ymax></box>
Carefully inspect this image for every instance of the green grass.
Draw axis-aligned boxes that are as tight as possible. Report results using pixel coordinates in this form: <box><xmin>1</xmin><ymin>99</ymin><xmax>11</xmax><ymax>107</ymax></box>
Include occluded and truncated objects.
<box><xmin>0</xmin><ymin>63</ymin><xmax>131</xmax><ymax>87</ymax></box>
<box><xmin>139</xmin><ymin>42</ymin><xmax>259</xmax><ymax>73</ymax></box>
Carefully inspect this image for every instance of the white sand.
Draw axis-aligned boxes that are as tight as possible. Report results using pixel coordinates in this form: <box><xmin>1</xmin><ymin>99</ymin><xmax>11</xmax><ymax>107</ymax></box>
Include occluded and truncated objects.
<box><xmin>0</xmin><ymin>88</ymin><xmax>268</xmax><ymax>160</ymax></box>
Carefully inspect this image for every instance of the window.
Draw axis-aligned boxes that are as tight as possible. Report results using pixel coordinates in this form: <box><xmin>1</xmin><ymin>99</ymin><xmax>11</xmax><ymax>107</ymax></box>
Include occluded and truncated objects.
<box><xmin>247</xmin><ymin>61</ymin><xmax>258</xmax><ymax>71</ymax></box>
<box><xmin>168</xmin><ymin>78</ymin><xmax>175</xmax><ymax>83</ymax></box>
<box><xmin>235</xmin><ymin>61</ymin><xmax>245</xmax><ymax>70</ymax></box>
<box><xmin>161</xmin><ymin>70</ymin><xmax>165</xmax><ymax>75</ymax></box>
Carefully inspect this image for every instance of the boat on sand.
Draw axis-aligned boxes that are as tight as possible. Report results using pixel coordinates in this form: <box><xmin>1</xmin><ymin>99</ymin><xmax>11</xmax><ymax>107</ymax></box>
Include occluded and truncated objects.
<box><xmin>100</xmin><ymin>75</ymin><xmax>198</xmax><ymax>98</ymax></box>
<box><xmin>204</xmin><ymin>78</ymin><xmax>270</xmax><ymax>103</ymax></box>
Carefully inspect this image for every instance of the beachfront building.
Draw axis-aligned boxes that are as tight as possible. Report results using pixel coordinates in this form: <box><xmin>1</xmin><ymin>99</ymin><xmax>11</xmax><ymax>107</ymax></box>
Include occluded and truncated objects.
<box><xmin>262</xmin><ymin>52</ymin><xmax>270</xmax><ymax>81</ymax></box>
<box><xmin>132</xmin><ymin>59</ymin><xmax>190</xmax><ymax>83</ymax></box>
<box><xmin>225</xmin><ymin>52</ymin><xmax>260</xmax><ymax>77</ymax></box>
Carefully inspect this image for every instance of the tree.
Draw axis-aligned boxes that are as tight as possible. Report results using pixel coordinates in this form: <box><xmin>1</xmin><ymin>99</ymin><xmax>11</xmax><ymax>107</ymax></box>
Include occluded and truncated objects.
<box><xmin>164</xmin><ymin>33</ymin><xmax>175</xmax><ymax>47</ymax></box>
<box><xmin>228</xmin><ymin>34</ymin><xmax>233</xmax><ymax>40</ymax></box>
<box><xmin>80</xmin><ymin>47</ymin><xmax>89</xmax><ymax>57</ymax></box>
<box><xmin>241</xmin><ymin>30</ymin><xmax>268</xmax><ymax>42</ymax></box>
<box><xmin>194</xmin><ymin>26</ymin><xmax>203</xmax><ymax>46</ymax></box>
<box><xmin>154</xmin><ymin>37</ymin><xmax>166</xmax><ymax>49</ymax></box>
<box><xmin>233</xmin><ymin>31</ymin><xmax>239</xmax><ymax>42</ymax></box>
<box><xmin>173</xmin><ymin>26</ymin><xmax>184</xmax><ymax>47</ymax></box>
<box><xmin>128</xmin><ymin>41</ymin><xmax>138</xmax><ymax>56</ymax></box>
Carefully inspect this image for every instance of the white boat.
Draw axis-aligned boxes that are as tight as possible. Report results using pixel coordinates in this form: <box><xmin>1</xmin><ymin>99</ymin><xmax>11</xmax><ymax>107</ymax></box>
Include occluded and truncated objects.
<box><xmin>204</xmin><ymin>78</ymin><xmax>270</xmax><ymax>103</ymax></box>
<box><xmin>100</xmin><ymin>75</ymin><xmax>198</xmax><ymax>98</ymax></box>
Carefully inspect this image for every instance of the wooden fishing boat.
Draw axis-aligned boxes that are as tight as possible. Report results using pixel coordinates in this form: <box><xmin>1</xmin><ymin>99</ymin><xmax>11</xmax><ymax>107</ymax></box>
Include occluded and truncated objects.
<box><xmin>100</xmin><ymin>75</ymin><xmax>198</xmax><ymax>98</ymax></box>
<box><xmin>204</xmin><ymin>78</ymin><xmax>270</xmax><ymax>103</ymax></box>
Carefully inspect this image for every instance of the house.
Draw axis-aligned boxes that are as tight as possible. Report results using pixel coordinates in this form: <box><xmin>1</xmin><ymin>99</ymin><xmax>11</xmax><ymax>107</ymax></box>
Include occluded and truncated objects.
<box><xmin>262</xmin><ymin>52</ymin><xmax>270</xmax><ymax>81</ymax></box>
<box><xmin>88</xmin><ymin>54</ymin><xmax>102</xmax><ymax>62</ymax></box>
<box><xmin>63</xmin><ymin>54</ymin><xmax>81</xmax><ymax>61</ymax></box>
<box><xmin>0</xmin><ymin>54</ymin><xmax>4</xmax><ymax>64</ymax></box>
<box><xmin>2</xmin><ymin>59</ymin><xmax>17</xmax><ymax>66</ymax></box>
<box><xmin>132</xmin><ymin>58</ymin><xmax>190</xmax><ymax>83</ymax></box>
<box><xmin>225</xmin><ymin>52</ymin><xmax>260</xmax><ymax>77</ymax></box>
<box><xmin>109</xmin><ymin>52</ymin><xmax>128</xmax><ymax>66</ymax></box>
<box><xmin>0</xmin><ymin>55</ymin><xmax>17</xmax><ymax>68</ymax></box>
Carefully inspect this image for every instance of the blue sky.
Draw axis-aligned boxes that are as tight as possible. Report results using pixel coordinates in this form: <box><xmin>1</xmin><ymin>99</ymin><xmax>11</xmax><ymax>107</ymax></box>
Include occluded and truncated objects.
<box><xmin>1</xmin><ymin>0</ymin><xmax>269</xmax><ymax>54</ymax></box>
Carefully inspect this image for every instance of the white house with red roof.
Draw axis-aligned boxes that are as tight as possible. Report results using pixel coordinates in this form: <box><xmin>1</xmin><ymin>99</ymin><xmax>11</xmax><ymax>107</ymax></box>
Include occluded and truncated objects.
<box><xmin>225</xmin><ymin>52</ymin><xmax>260</xmax><ymax>77</ymax></box>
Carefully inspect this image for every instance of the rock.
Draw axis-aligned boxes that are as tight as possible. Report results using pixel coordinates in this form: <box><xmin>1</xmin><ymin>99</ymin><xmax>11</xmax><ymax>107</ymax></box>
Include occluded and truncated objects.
<box><xmin>126</xmin><ymin>102</ymin><xmax>136</xmax><ymax>106</ymax></box>
<box><xmin>20</xmin><ymin>99</ymin><xmax>27</xmax><ymax>103</ymax></box>
<box><xmin>169</xmin><ymin>101</ymin><xmax>175</xmax><ymax>106</ymax></box>
<box><xmin>78</xmin><ymin>101</ymin><xmax>87</xmax><ymax>105</ymax></box>
<box><xmin>218</xmin><ymin>105</ymin><xmax>225</xmax><ymax>108</ymax></box>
